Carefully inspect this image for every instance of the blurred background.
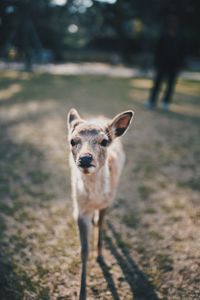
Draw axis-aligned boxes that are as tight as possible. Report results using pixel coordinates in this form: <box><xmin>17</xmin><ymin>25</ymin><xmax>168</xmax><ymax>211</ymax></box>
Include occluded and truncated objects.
<box><xmin>0</xmin><ymin>1</ymin><xmax>200</xmax><ymax>300</ymax></box>
<box><xmin>0</xmin><ymin>0</ymin><xmax>200</xmax><ymax>70</ymax></box>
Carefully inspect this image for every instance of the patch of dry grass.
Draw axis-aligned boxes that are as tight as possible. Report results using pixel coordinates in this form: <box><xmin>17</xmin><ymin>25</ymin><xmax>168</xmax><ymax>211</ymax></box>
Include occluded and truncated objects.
<box><xmin>0</xmin><ymin>71</ymin><xmax>199</xmax><ymax>299</ymax></box>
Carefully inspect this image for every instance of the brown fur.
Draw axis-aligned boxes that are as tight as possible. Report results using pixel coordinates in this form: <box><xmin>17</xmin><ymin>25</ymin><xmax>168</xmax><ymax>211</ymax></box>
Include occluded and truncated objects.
<box><xmin>67</xmin><ymin>108</ymin><xmax>134</xmax><ymax>300</ymax></box>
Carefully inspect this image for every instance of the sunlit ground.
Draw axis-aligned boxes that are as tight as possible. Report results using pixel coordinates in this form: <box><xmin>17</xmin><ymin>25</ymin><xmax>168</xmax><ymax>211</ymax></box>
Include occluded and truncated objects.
<box><xmin>0</xmin><ymin>71</ymin><xmax>199</xmax><ymax>300</ymax></box>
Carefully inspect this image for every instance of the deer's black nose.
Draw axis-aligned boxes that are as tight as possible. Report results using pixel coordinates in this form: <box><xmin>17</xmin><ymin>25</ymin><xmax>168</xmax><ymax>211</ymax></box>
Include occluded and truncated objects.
<box><xmin>79</xmin><ymin>154</ymin><xmax>93</xmax><ymax>168</ymax></box>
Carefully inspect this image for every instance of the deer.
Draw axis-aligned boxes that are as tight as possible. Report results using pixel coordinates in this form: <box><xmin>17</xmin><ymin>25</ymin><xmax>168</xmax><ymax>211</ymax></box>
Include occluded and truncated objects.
<box><xmin>67</xmin><ymin>108</ymin><xmax>134</xmax><ymax>300</ymax></box>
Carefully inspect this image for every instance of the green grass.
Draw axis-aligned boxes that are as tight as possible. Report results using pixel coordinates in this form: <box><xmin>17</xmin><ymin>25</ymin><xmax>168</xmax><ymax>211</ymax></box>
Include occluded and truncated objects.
<box><xmin>0</xmin><ymin>70</ymin><xmax>200</xmax><ymax>299</ymax></box>
<box><xmin>122</xmin><ymin>213</ymin><xmax>140</xmax><ymax>228</ymax></box>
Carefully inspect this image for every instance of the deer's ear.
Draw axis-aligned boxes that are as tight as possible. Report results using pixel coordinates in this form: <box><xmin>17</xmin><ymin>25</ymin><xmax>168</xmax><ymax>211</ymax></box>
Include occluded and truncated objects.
<box><xmin>67</xmin><ymin>108</ymin><xmax>82</xmax><ymax>130</ymax></box>
<box><xmin>108</xmin><ymin>110</ymin><xmax>134</xmax><ymax>138</ymax></box>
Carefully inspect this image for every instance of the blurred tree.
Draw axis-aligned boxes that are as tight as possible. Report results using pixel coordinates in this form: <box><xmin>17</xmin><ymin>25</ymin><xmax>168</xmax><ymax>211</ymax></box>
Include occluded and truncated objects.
<box><xmin>0</xmin><ymin>0</ymin><xmax>199</xmax><ymax>64</ymax></box>
<box><xmin>0</xmin><ymin>0</ymin><xmax>45</xmax><ymax>68</ymax></box>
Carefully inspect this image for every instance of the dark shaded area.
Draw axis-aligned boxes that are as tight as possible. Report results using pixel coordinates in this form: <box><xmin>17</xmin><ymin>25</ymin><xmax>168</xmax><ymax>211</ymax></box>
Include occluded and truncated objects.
<box><xmin>0</xmin><ymin>252</ymin><xmax>24</xmax><ymax>300</ymax></box>
<box><xmin>0</xmin><ymin>253</ymin><xmax>51</xmax><ymax>300</ymax></box>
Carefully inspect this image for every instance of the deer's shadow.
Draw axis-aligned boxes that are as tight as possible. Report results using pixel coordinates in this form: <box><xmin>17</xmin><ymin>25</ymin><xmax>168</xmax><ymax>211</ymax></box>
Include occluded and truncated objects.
<box><xmin>97</xmin><ymin>221</ymin><xmax>159</xmax><ymax>300</ymax></box>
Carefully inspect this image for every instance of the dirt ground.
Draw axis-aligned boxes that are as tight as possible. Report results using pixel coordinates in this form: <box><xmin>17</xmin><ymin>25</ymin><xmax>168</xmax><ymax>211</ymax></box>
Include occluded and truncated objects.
<box><xmin>0</xmin><ymin>71</ymin><xmax>200</xmax><ymax>300</ymax></box>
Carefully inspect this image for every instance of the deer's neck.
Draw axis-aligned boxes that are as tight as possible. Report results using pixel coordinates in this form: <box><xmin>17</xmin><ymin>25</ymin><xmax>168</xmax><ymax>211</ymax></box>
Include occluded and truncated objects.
<box><xmin>80</xmin><ymin>163</ymin><xmax>110</xmax><ymax>196</ymax></box>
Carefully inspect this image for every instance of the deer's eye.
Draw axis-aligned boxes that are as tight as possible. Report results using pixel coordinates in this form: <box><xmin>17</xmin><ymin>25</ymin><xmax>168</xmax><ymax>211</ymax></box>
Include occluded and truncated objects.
<box><xmin>100</xmin><ymin>139</ymin><xmax>109</xmax><ymax>147</ymax></box>
<box><xmin>70</xmin><ymin>139</ymin><xmax>80</xmax><ymax>146</ymax></box>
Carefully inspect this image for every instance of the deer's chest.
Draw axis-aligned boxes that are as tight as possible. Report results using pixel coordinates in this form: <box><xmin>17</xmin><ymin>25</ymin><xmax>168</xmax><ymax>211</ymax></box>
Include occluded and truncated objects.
<box><xmin>75</xmin><ymin>171</ymin><xmax>113</xmax><ymax>214</ymax></box>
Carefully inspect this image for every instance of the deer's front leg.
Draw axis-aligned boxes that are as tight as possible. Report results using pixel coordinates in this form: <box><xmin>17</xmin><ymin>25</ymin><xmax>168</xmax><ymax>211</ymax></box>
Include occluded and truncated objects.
<box><xmin>78</xmin><ymin>215</ymin><xmax>90</xmax><ymax>300</ymax></box>
<box><xmin>97</xmin><ymin>209</ymin><xmax>106</xmax><ymax>259</ymax></box>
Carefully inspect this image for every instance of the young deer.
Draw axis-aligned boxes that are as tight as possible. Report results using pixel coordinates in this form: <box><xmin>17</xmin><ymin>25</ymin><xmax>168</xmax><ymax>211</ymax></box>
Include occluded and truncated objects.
<box><xmin>67</xmin><ymin>108</ymin><xmax>134</xmax><ymax>300</ymax></box>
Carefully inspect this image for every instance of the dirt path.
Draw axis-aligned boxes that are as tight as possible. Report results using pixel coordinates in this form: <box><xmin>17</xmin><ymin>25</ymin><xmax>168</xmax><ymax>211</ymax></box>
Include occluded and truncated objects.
<box><xmin>1</xmin><ymin>61</ymin><xmax>200</xmax><ymax>81</ymax></box>
<box><xmin>0</xmin><ymin>71</ymin><xmax>199</xmax><ymax>299</ymax></box>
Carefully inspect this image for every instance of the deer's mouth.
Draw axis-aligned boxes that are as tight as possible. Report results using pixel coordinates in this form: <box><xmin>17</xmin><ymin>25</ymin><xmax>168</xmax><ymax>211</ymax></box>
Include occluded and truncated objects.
<box><xmin>78</xmin><ymin>164</ymin><xmax>97</xmax><ymax>174</ymax></box>
<box><xmin>83</xmin><ymin>168</ymin><xmax>90</xmax><ymax>174</ymax></box>
<box><xmin>78</xmin><ymin>163</ymin><xmax>96</xmax><ymax>168</ymax></box>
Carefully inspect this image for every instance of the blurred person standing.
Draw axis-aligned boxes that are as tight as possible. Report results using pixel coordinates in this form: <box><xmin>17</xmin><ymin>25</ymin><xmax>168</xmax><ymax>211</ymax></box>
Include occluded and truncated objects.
<box><xmin>146</xmin><ymin>14</ymin><xmax>185</xmax><ymax>111</ymax></box>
